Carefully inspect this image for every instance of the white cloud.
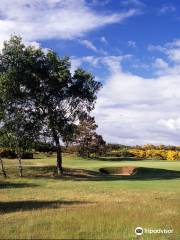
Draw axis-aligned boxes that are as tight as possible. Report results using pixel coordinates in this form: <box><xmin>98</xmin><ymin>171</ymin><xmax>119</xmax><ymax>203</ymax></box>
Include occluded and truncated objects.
<box><xmin>78</xmin><ymin>54</ymin><xmax>180</xmax><ymax>145</ymax></box>
<box><xmin>100</xmin><ymin>36</ymin><xmax>108</xmax><ymax>44</ymax></box>
<box><xmin>159</xmin><ymin>4</ymin><xmax>176</xmax><ymax>15</ymax></box>
<box><xmin>70</xmin><ymin>58</ymin><xmax>83</xmax><ymax>74</ymax></box>
<box><xmin>71</xmin><ymin>54</ymin><xmax>132</xmax><ymax>73</ymax></box>
<box><xmin>153</xmin><ymin>58</ymin><xmax>169</xmax><ymax>70</ymax></box>
<box><xmin>24</xmin><ymin>41</ymin><xmax>41</xmax><ymax>49</ymax></box>
<box><xmin>79</xmin><ymin>39</ymin><xmax>97</xmax><ymax>52</ymax></box>
<box><xmin>90</xmin><ymin>0</ymin><xmax>110</xmax><ymax>6</ymax></box>
<box><xmin>0</xmin><ymin>0</ymin><xmax>138</xmax><ymax>46</ymax></box>
<box><xmin>121</xmin><ymin>0</ymin><xmax>145</xmax><ymax>8</ymax></box>
<box><xmin>148</xmin><ymin>39</ymin><xmax>180</xmax><ymax>63</ymax></box>
<box><xmin>165</xmin><ymin>39</ymin><xmax>180</xmax><ymax>48</ymax></box>
<box><xmin>127</xmin><ymin>40</ymin><xmax>136</xmax><ymax>48</ymax></box>
<box><xmin>167</xmin><ymin>48</ymin><xmax>180</xmax><ymax>63</ymax></box>
<box><xmin>158</xmin><ymin>118</ymin><xmax>180</xmax><ymax>131</ymax></box>
<box><xmin>148</xmin><ymin>44</ymin><xmax>165</xmax><ymax>52</ymax></box>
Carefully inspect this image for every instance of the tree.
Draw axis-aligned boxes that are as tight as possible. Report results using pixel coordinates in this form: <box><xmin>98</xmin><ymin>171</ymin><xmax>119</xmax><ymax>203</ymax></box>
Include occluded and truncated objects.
<box><xmin>89</xmin><ymin>133</ymin><xmax>106</xmax><ymax>157</ymax></box>
<box><xmin>75</xmin><ymin>115</ymin><xmax>105</xmax><ymax>157</ymax></box>
<box><xmin>0</xmin><ymin>134</ymin><xmax>7</xmax><ymax>178</ymax></box>
<box><xmin>0</xmin><ymin>157</ymin><xmax>6</xmax><ymax>178</ymax></box>
<box><xmin>75</xmin><ymin>115</ymin><xmax>97</xmax><ymax>157</ymax></box>
<box><xmin>0</xmin><ymin>112</ymin><xmax>39</xmax><ymax>177</ymax></box>
<box><xmin>0</xmin><ymin>36</ymin><xmax>102</xmax><ymax>175</ymax></box>
<box><xmin>0</xmin><ymin>98</ymin><xmax>7</xmax><ymax>177</ymax></box>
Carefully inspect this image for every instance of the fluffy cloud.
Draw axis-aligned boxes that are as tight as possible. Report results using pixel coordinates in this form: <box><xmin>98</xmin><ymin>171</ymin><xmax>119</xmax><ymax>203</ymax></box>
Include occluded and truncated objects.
<box><xmin>149</xmin><ymin>39</ymin><xmax>180</xmax><ymax>63</ymax></box>
<box><xmin>86</xmin><ymin>54</ymin><xmax>180</xmax><ymax>145</ymax></box>
<box><xmin>0</xmin><ymin>0</ymin><xmax>138</xmax><ymax>45</ymax></box>
<box><xmin>158</xmin><ymin>118</ymin><xmax>180</xmax><ymax>131</ymax></box>
<box><xmin>153</xmin><ymin>58</ymin><xmax>169</xmax><ymax>75</ymax></box>
<box><xmin>149</xmin><ymin>39</ymin><xmax>180</xmax><ymax>76</ymax></box>
<box><xmin>153</xmin><ymin>58</ymin><xmax>168</xmax><ymax>69</ymax></box>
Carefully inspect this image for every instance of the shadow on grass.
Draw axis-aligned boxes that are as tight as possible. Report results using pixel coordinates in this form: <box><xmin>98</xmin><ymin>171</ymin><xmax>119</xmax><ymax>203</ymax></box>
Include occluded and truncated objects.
<box><xmin>62</xmin><ymin>167</ymin><xmax>180</xmax><ymax>181</ymax></box>
<box><xmin>0</xmin><ymin>182</ymin><xmax>39</xmax><ymax>189</ymax></box>
<box><xmin>4</xmin><ymin>166</ymin><xmax>180</xmax><ymax>181</ymax></box>
<box><xmin>0</xmin><ymin>200</ymin><xmax>91</xmax><ymax>214</ymax></box>
<box><xmin>28</xmin><ymin>166</ymin><xmax>179</xmax><ymax>181</ymax></box>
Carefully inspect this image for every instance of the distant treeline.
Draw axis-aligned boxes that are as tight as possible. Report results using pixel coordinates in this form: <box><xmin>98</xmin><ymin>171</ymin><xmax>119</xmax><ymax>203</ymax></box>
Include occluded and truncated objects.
<box><xmin>104</xmin><ymin>144</ymin><xmax>180</xmax><ymax>161</ymax></box>
<box><xmin>1</xmin><ymin>142</ymin><xmax>180</xmax><ymax>161</ymax></box>
<box><xmin>105</xmin><ymin>143</ymin><xmax>179</xmax><ymax>151</ymax></box>
<box><xmin>57</xmin><ymin>143</ymin><xmax>180</xmax><ymax>160</ymax></box>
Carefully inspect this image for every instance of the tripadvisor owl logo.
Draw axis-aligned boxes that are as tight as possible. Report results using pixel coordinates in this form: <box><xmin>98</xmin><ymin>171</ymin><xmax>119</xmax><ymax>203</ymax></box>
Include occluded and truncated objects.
<box><xmin>135</xmin><ymin>227</ymin><xmax>143</xmax><ymax>236</ymax></box>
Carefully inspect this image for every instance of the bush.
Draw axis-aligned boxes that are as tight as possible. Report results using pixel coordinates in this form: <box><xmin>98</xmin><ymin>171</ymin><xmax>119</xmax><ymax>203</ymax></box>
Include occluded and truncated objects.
<box><xmin>21</xmin><ymin>152</ymin><xmax>33</xmax><ymax>159</ymax></box>
<box><xmin>104</xmin><ymin>150</ymin><xmax>135</xmax><ymax>158</ymax></box>
<box><xmin>46</xmin><ymin>151</ymin><xmax>53</xmax><ymax>157</ymax></box>
<box><xmin>128</xmin><ymin>149</ymin><xmax>146</xmax><ymax>158</ymax></box>
<box><xmin>0</xmin><ymin>148</ymin><xmax>16</xmax><ymax>158</ymax></box>
<box><xmin>167</xmin><ymin>151</ymin><xmax>180</xmax><ymax>161</ymax></box>
<box><xmin>35</xmin><ymin>141</ymin><xmax>56</xmax><ymax>152</ymax></box>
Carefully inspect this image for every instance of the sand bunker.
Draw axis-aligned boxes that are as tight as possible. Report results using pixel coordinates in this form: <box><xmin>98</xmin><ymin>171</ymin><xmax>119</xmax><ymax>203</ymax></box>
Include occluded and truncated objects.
<box><xmin>99</xmin><ymin>166</ymin><xmax>137</xmax><ymax>176</ymax></box>
<box><xmin>99</xmin><ymin>166</ymin><xmax>180</xmax><ymax>178</ymax></box>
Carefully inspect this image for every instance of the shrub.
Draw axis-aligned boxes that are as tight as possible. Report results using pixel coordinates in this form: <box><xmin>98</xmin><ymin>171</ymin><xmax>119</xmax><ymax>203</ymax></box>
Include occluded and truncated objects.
<box><xmin>167</xmin><ymin>151</ymin><xmax>180</xmax><ymax>161</ymax></box>
<box><xmin>34</xmin><ymin>141</ymin><xmax>56</xmax><ymax>152</ymax></box>
<box><xmin>21</xmin><ymin>152</ymin><xmax>33</xmax><ymax>159</ymax></box>
<box><xmin>0</xmin><ymin>148</ymin><xmax>16</xmax><ymax>158</ymax></box>
<box><xmin>105</xmin><ymin>150</ymin><xmax>135</xmax><ymax>158</ymax></box>
<box><xmin>128</xmin><ymin>149</ymin><xmax>146</xmax><ymax>158</ymax></box>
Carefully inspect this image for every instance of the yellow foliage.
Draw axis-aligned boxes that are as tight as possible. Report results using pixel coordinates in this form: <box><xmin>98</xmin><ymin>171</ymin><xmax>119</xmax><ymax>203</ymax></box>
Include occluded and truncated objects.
<box><xmin>167</xmin><ymin>151</ymin><xmax>180</xmax><ymax>161</ymax></box>
<box><xmin>128</xmin><ymin>149</ymin><xmax>180</xmax><ymax>160</ymax></box>
<box><xmin>129</xmin><ymin>149</ymin><xmax>146</xmax><ymax>158</ymax></box>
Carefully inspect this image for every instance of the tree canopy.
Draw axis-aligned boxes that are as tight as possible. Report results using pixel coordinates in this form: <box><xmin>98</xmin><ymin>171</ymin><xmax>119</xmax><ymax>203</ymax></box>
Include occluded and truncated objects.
<box><xmin>0</xmin><ymin>36</ymin><xmax>102</xmax><ymax>175</ymax></box>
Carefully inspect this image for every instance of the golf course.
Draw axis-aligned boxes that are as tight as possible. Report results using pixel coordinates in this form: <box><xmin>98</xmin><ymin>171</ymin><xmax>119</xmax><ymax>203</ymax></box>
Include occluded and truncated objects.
<box><xmin>0</xmin><ymin>154</ymin><xmax>180</xmax><ymax>240</ymax></box>
<box><xmin>2</xmin><ymin>0</ymin><xmax>180</xmax><ymax>239</ymax></box>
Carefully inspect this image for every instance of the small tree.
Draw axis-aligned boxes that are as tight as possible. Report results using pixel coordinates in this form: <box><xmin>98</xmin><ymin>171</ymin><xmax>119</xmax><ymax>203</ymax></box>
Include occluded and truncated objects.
<box><xmin>0</xmin><ymin>111</ymin><xmax>39</xmax><ymax>177</ymax></box>
<box><xmin>0</xmin><ymin>157</ymin><xmax>6</xmax><ymax>178</ymax></box>
<box><xmin>75</xmin><ymin>115</ymin><xmax>105</xmax><ymax>157</ymax></box>
<box><xmin>90</xmin><ymin>134</ymin><xmax>106</xmax><ymax>157</ymax></box>
<box><xmin>0</xmin><ymin>137</ymin><xmax>7</xmax><ymax>177</ymax></box>
<box><xmin>0</xmin><ymin>99</ymin><xmax>7</xmax><ymax>177</ymax></box>
<box><xmin>75</xmin><ymin>115</ymin><xmax>97</xmax><ymax>157</ymax></box>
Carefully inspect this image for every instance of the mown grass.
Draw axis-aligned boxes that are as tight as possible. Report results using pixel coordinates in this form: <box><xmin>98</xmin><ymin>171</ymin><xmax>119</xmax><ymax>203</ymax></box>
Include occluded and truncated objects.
<box><xmin>0</xmin><ymin>154</ymin><xmax>180</xmax><ymax>239</ymax></box>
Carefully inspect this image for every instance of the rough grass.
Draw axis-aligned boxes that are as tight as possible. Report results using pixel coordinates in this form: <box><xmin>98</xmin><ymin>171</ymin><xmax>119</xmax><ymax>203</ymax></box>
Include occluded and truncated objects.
<box><xmin>0</xmin><ymin>154</ymin><xmax>180</xmax><ymax>239</ymax></box>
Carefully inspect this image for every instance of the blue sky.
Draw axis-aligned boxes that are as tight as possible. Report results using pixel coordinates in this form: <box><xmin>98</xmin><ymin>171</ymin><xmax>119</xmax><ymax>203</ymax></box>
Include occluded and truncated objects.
<box><xmin>1</xmin><ymin>0</ymin><xmax>180</xmax><ymax>145</ymax></box>
<box><xmin>40</xmin><ymin>0</ymin><xmax>180</xmax><ymax>78</ymax></box>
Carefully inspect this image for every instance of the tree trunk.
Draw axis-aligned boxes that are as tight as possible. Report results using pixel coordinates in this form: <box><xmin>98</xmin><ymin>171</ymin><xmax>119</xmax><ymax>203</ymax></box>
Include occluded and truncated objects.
<box><xmin>53</xmin><ymin>133</ymin><xmax>63</xmax><ymax>175</ymax></box>
<box><xmin>86</xmin><ymin>139</ymin><xmax>90</xmax><ymax>158</ymax></box>
<box><xmin>0</xmin><ymin>157</ymin><xmax>7</xmax><ymax>178</ymax></box>
<box><xmin>56</xmin><ymin>143</ymin><xmax>63</xmax><ymax>175</ymax></box>
<box><xmin>17</xmin><ymin>154</ymin><xmax>23</xmax><ymax>177</ymax></box>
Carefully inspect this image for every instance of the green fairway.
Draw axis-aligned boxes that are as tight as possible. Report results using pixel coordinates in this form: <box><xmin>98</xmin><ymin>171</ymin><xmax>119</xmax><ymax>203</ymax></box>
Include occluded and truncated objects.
<box><xmin>0</xmin><ymin>154</ymin><xmax>180</xmax><ymax>239</ymax></box>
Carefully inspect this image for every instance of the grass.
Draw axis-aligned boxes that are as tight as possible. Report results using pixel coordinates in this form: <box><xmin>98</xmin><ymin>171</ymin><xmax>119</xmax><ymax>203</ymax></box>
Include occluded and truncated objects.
<box><xmin>0</xmin><ymin>154</ymin><xmax>180</xmax><ymax>239</ymax></box>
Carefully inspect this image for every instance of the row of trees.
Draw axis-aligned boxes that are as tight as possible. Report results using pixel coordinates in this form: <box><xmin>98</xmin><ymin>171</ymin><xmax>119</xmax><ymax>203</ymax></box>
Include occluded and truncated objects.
<box><xmin>129</xmin><ymin>144</ymin><xmax>178</xmax><ymax>151</ymax></box>
<box><xmin>108</xmin><ymin>144</ymin><xmax>180</xmax><ymax>151</ymax></box>
<box><xmin>0</xmin><ymin>35</ymin><xmax>102</xmax><ymax>177</ymax></box>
